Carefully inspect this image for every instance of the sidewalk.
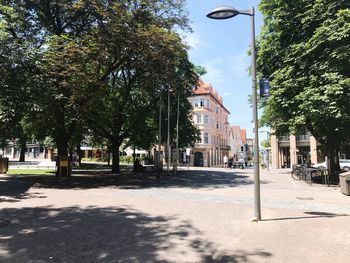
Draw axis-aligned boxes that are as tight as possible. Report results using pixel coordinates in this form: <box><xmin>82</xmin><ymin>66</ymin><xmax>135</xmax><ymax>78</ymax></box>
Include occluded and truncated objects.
<box><xmin>0</xmin><ymin>167</ymin><xmax>349</xmax><ymax>262</ymax></box>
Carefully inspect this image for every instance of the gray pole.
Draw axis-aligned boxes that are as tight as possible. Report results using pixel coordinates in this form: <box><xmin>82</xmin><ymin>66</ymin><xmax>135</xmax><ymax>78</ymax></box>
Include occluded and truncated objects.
<box><xmin>157</xmin><ymin>95</ymin><xmax>162</xmax><ymax>178</ymax></box>
<box><xmin>251</xmin><ymin>7</ymin><xmax>261</xmax><ymax>221</ymax></box>
<box><xmin>176</xmin><ymin>93</ymin><xmax>180</xmax><ymax>174</ymax></box>
<box><xmin>167</xmin><ymin>86</ymin><xmax>170</xmax><ymax>175</ymax></box>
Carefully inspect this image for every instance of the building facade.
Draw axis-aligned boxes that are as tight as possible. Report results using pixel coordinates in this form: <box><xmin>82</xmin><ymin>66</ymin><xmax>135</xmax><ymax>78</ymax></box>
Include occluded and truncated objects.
<box><xmin>228</xmin><ymin>126</ymin><xmax>245</xmax><ymax>161</ymax></box>
<box><xmin>188</xmin><ymin>80</ymin><xmax>230</xmax><ymax>167</ymax></box>
<box><xmin>270</xmin><ymin>133</ymin><xmax>320</xmax><ymax>169</ymax></box>
<box><xmin>1</xmin><ymin>140</ymin><xmax>51</xmax><ymax>160</ymax></box>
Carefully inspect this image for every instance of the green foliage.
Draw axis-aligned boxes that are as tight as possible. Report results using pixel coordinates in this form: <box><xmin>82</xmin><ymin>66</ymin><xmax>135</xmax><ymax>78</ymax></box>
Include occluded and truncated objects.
<box><xmin>7</xmin><ymin>169</ymin><xmax>55</xmax><ymax>175</ymax></box>
<box><xmin>257</xmin><ymin>0</ymin><xmax>350</xmax><ymax>172</ymax></box>
<box><xmin>119</xmin><ymin>156</ymin><xmax>134</xmax><ymax>164</ymax></box>
<box><xmin>0</xmin><ymin>0</ymin><xmax>198</xmax><ymax>172</ymax></box>
<box><xmin>258</xmin><ymin>1</ymin><xmax>350</xmax><ymax>138</ymax></box>
<box><xmin>261</xmin><ymin>139</ymin><xmax>270</xmax><ymax>149</ymax></box>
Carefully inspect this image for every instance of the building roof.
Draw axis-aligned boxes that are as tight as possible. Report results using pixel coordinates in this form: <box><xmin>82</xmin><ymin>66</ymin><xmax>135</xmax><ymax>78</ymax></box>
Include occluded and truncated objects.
<box><xmin>230</xmin><ymin>126</ymin><xmax>242</xmax><ymax>139</ymax></box>
<box><xmin>193</xmin><ymin>80</ymin><xmax>230</xmax><ymax>114</ymax></box>
<box><xmin>240</xmin><ymin>129</ymin><xmax>247</xmax><ymax>143</ymax></box>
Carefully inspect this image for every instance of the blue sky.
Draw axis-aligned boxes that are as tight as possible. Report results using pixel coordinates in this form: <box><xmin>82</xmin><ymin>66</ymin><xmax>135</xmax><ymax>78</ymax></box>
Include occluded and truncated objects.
<box><xmin>184</xmin><ymin>0</ymin><xmax>263</xmax><ymax>139</ymax></box>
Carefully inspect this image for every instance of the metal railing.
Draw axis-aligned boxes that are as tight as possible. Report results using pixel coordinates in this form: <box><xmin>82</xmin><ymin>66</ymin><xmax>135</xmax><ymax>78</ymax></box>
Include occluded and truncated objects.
<box><xmin>296</xmin><ymin>134</ymin><xmax>310</xmax><ymax>141</ymax></box>
<box><xmin>277</xmin><ymin>135</ymin><xmax>289</xmax><ymax>142</ymax></box>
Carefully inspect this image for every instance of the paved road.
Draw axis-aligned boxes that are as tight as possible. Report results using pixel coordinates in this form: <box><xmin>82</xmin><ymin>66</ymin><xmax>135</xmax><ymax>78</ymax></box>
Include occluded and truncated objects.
<box><xmin>0</xmin><ymin>167</ymin><xmax>349</xmax><ymax>262</ymax></box>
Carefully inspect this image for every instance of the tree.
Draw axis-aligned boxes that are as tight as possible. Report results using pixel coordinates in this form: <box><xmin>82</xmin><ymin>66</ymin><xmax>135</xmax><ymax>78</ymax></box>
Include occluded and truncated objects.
<box><xmin>257</xmin><ymin>0</ymin><xmax>350</xmax><ymax>175</ymax></box>
<box><xmin>81</xmin><ymin>1</ymin><xmax>196</xmax><ymax>173</ymax></box>
<box><xmin>0</xmin><ymin>4</ymin><xmax>36</xmax><ymax>161</ymax></box>
<box><xmin>1</xmin><ymin>1</ymin><xmax>101</xmax><ymax>173</ymax></box>
<box><xmin>1</xmin><ymin>0</ymin><xmax>198</xmax><ymax>175</ymax></box>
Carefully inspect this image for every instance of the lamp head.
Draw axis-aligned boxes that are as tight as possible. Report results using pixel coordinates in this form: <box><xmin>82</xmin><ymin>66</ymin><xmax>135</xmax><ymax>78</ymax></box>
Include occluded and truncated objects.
<box><xmin>206</xmin><ymin>6</ymin><xmax>239</xmax><ymax>20</ymax></box>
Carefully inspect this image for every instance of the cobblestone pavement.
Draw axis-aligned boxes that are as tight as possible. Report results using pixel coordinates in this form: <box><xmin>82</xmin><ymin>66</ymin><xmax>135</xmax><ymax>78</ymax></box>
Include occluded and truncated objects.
<box><xmin>0</xmin><ymin>167</ymin><xmax>349</xmax><ymax>262</ymax></box>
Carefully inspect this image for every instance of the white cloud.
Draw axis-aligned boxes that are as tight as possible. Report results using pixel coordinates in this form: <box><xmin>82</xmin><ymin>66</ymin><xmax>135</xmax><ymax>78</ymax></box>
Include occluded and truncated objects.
<box><xmin>228</xmin><ymin>53</ymin><xmax>251</xmax><ymax>79</ymax></box>
<box><xmin>183</xmin><ymin>32</ymin><xmax>213</xmax><ymax>50</ymax></box>
<box><xmin>201</xmin><ymin>52</ymin><xmax>250</xmax><ymax>85</ymax></box>
<box><xmin>201</xmin><ymin>58</ymin><xmax>225</xmax><ymax>84</ymax></box>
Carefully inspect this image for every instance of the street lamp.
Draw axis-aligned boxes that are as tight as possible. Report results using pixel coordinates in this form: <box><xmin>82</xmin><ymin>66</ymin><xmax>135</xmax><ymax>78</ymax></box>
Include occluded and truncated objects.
<box><xmin>167</xmin><ymin>86</ymin><xmax>171</xmax><ymax>175</ymax></box>
<box><xmin>207</xmin><ymin>5</ymin><xmax>261</xmax><ymax>221</ymax></box>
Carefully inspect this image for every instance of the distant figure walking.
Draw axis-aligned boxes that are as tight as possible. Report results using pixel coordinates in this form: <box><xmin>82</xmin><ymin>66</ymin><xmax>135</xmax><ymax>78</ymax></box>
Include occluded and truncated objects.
<box><xmin>223</xmin><ymin>155</ymin><xmax>228</xmax><ymax>168</ymax></box>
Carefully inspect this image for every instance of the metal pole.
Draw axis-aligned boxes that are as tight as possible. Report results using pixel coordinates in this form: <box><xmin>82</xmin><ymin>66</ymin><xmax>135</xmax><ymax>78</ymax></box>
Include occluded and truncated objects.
<box><xmin>157</xmin><ymin>95</ymin><xmax>162</xmax><ymax>178</ymax></box>
<box><xmin>167</xmin><ymin>86</ymin><xmax>170</xmax><ymax>175</ymax></box>
<box><xmin>176</xmin><ymin>93</ymin><xmax>180</xmax><ymax>174</ymax></box>
<box><xmin>251</xmin><ymin>7</ymin><xmax>261</xmax><ymax>221</ymax></box>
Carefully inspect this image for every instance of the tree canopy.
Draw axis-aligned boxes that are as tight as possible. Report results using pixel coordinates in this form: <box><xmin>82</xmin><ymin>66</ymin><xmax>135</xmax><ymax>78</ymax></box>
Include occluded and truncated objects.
<box><xmin>257</xmin><ymin>0</ymin><xmax>350</xmax><ymax>172</ymax></box>
<box><xmin>0</xmin><ymin>0</ymin><xmax>199</xmax><ymax>174</ymax></box>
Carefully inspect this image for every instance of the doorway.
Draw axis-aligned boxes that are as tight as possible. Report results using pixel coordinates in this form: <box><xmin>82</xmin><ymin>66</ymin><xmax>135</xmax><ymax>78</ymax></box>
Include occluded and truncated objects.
<box><xmin>194</xmin><ymin>152</ymin><xmax>204</xmax><ymax>167</ymax></box>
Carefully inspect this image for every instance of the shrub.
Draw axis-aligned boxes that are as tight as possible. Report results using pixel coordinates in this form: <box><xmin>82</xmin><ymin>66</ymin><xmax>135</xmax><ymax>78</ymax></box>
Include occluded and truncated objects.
<box><xmin>120</xmin><ymin>155</ymin><xmax>133</xmax><ymax>163</ymax></box>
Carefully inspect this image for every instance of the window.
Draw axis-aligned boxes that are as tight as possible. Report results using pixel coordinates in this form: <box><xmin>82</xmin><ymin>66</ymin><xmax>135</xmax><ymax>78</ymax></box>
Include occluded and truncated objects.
<box><xmin>197</xmin><ymin>133</ymin><xmax>202</xmax><ymax>143</ymax></box>
<box><xmin>206</xmin><ymin>99</ymin><xmax>210</xmax><ymax>108</ymax></box>
<box><xmin>216</xmin><ymin>122</ymin><xmax>219</xmax><ymax>129</ymax></box>
<box><xmin>215</xmin><ymin>107</ymin><xmax>219</xmax><ymax>114</ymax></box>
<box><xmin>204</xmin><ymin>115</ymin><xmax>209</xmax><ymax>124</ymax></box>
<box><xmin>204</xmin><ymin>133</ymin><xmax>209</xmax><ymax>144</ymax></box>
<box><xmin>197</xmin><ymin>114</ymin><xmax>201</xmax><ymax>124</ymax></box>
<box><xmin>194</xmin><ymin>99</ymin><xmax>199</xmax><ymax>107</ymax></box>
<box><xmin>200</xmin><ymin>99</ymin><xmax>205</xmax><ymax>107</ymax></box>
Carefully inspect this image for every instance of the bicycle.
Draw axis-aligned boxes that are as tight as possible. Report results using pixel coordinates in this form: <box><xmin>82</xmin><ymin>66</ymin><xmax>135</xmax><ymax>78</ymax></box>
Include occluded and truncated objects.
<box><xmin>291</xmin><ymin>165</ymin><xmax>322</xmax><ymax>182</ymax></box>
<box><xmin>291</xmin><ymin>165</ymin><xmax>307</xmax><ymax>180</ymax></box>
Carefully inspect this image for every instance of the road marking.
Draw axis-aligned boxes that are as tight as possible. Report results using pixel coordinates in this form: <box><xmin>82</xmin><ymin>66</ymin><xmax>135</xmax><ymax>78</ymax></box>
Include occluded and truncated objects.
<box><xmin>285</xmin><ymin>173</ymin><xmax>298</xmax><ymax>187</ymax></box>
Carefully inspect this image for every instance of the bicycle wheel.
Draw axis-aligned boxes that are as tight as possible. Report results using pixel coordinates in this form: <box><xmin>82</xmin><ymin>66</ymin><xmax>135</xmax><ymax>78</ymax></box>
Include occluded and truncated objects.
<box><xmin>310</xmin><ymin>170</ymin><xmax>320</xmax><ymax>178</ymax></box>
<box><xmin>291</xmin><ymin>168</ymin><xmax>303</xmax><ymax>180</ymax></box>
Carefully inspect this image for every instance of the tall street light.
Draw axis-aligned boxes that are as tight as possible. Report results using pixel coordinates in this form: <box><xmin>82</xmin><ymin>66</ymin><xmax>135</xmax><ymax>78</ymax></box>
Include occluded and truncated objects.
<box><xmin>157</xmin><ymin>94</ymin><xmax>162</xmax><ymax>178</ymax></box>
<box><xmin>167</xmin><ymin>86</ymin><xmax>171</xmax><ymax>175</ymax></box>
<box><xmin>207</xmin><ymin>5</ymin><xmax>261</xmax><ymax>221</ymax></box>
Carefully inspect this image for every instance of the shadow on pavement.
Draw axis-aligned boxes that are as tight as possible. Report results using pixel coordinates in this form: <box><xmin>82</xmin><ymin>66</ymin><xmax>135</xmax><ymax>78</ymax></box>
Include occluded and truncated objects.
<box><xmin>2</xmin><ymin>168</ymin><xmax>271</xmax><ymax>191</ymax></box>
<box><xmin>262</xmin><ymin>211</ymin><xmax>349</xmax><ymax>221</ymax></box>
<box><xmin>0</xmin><ymin>206</ymin><xmax>272</xmax><ymax>262</ymax></box>
<box><xmin>0</xmin><ymin>177</ymin><xmax>47</xmax><ymax>203</ymax></box>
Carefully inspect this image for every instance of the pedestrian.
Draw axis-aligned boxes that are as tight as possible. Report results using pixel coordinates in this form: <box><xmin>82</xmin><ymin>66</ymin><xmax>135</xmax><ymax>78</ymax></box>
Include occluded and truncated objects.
<box><xmin>223</xmin><ymin>155</ymin><xmax>228</xmax><ymax>168</ymax></box>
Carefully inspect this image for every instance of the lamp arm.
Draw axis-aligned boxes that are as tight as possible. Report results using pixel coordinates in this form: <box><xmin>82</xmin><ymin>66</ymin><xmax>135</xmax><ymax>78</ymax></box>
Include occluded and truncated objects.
<box><xmin>237</xmin><ymin>9</ymin><xmax>253</xmax><ymax>16</ymax></box>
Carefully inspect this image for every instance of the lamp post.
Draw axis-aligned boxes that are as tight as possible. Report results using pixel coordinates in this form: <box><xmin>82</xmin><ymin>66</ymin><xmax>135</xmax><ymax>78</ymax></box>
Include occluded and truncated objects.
<box><xmin>175</xmin><ymin>92</ymin><xmax>180</xmax><ymax>174</ymax></box>
<box><xmin>167</xmin><ymin>86</ymin><xmax>171</xmax><ymax>175</ymax></box>
<box><xmin>207</xmin><ymin>5</ymin><xmax>261</xmax><ymax>221</ymax></box>
<box><xmin>157</xmin><ymin>94</ymin><xmax>162</xmax><ymax>178</ymax></box>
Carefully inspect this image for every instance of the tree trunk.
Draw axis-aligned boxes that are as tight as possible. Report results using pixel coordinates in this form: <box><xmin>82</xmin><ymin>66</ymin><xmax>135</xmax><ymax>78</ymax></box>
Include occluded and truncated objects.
<box><xmin>19</xmin><ymin>136</ymin><xmax>26</xmax><ymax>162</ymax></box>
<box><xmin>132</xmin><ymin>145</ymin><xmax>136</xmax><ymax>171</ymax></box>
<box><xmin>76</xmin><ymin>143</ymin><xmax>82</xmax><ymax>167</ymax></box>
<box><xmin>111</xmin><ymin>140</ymin><xmax>120</xmax><ymax>174</ymax></box>
<box><xmin>324</xmin><ymin>143</ymin><xmax>340</xmax><ymax>180</ymax></box>
<box><xmin>107</xmin><ymin>144</ymin><xmax>111</xmax><ymax>166</ymax></box>
<box><xmin>56</xmin><ymin>138</ymin><xmax>70</xmax><ymax>177</ymax></box>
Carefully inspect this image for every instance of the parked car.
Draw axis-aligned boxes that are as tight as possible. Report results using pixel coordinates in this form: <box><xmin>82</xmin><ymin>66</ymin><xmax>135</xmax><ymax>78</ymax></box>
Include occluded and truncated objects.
<box><xmin>340</xmin><ymin>159</ymin><xmax>350</xmax><ymax>171</ymax></box>
<box><xmin>312</xmin><ymin>159</ymin><xmax>350</xmax><ymax>171</ymax></box>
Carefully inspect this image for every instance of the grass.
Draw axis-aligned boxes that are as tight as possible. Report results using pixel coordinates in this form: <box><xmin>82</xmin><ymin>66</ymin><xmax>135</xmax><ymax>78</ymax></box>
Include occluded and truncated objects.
<box><xmin>7</xmin><ymin>169</ymin><xmax>55</xmax><ymax>175</ymax></box>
